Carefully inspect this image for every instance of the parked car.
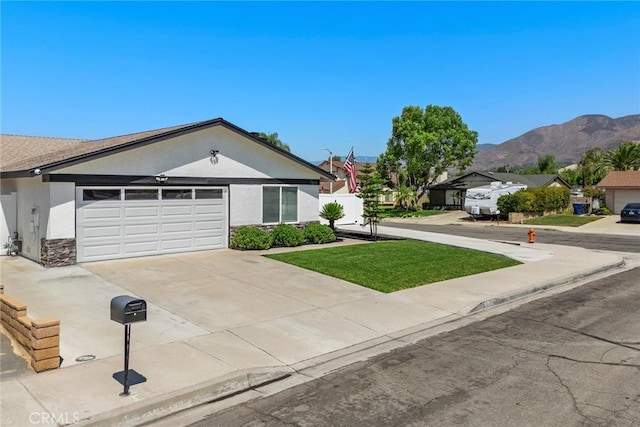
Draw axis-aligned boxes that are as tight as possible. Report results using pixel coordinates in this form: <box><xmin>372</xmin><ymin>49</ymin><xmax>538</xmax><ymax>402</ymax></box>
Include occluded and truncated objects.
<box><xmin>620</xmin><ymin>202</ymin><xmax>640</xmax><ymax>223</ymax></box>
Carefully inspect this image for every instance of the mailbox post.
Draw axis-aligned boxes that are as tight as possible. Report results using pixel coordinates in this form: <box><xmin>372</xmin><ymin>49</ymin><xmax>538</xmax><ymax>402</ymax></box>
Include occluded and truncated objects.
<box><xmin>110</xmin><ymin>295</ymin><xmax>147</xmax><ymax>396</ymax></box>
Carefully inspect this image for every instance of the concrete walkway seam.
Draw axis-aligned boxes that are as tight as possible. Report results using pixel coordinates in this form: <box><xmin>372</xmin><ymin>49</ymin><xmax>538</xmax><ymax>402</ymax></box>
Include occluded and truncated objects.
<box><xmin>467</xmin><ymin>256</ymin><xmax>626</xmax><ymax>314</ymax></box>
<box><xmin>75</xmin><ymin>369</ymin><xmax>292</xmax><ymax>427</ymax></box>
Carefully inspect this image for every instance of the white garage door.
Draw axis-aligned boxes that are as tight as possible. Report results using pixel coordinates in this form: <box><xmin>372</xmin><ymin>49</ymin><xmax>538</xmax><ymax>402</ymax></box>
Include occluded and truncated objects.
<box><xmin>613</xmin><ymin>189</ymin><xmax>640</xmax><ymax>214</ymax></box>
<box><xmin>76</xmin><ymin>187</ymin><xmax>227</xmax><ymax>262</ymax></box>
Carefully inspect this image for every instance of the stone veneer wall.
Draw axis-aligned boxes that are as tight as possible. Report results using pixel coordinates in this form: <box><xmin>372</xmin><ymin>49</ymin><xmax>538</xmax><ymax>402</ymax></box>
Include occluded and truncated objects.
<box><xmin>40</xmin><ymin>238</ymin><xmax>76</xmax><ymax>267</ymax></box>
<box><xmin>0</xmin><ymin>284</ymin><xmax>61</xmax><ymax>372</ymax></box>
<box><xmin>229</xmin><ymin>221</ymin><xmax>316</xmax><ymax>241</ymax></box>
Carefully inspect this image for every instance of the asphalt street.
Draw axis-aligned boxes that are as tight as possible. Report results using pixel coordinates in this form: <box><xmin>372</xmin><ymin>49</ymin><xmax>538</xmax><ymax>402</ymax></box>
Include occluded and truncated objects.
<box><xmin>382</xmin><ymin>221</ymin><xmax>640</xmax><ymax>253</ymax></box>
<box><xmin>188</xmin><ymin>267</ymin><xmax>640</xmax><ymax>427</ymax></box>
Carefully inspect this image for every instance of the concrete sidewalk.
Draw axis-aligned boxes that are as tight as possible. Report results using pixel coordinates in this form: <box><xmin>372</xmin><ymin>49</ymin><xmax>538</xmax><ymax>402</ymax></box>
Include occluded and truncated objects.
<box><xmin>0</xmin><ymin>228</ymin><xmax>631</xmax><ymax>427</ymax></box>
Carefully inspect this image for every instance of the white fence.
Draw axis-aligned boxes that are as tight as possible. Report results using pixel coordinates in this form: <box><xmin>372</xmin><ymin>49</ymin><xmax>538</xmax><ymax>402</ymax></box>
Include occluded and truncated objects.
<box><xmin>319</xmin><ymin>194</ymin><xmax>364</xmax><ymax>226</ymax></box>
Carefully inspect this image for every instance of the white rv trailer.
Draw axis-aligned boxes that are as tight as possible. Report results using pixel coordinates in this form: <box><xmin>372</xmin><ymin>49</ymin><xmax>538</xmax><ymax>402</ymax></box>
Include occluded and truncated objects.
<box><xmin>464</xmin><ymin>181</ymin><xmax>527</xmax><ymax>217</ymax></box>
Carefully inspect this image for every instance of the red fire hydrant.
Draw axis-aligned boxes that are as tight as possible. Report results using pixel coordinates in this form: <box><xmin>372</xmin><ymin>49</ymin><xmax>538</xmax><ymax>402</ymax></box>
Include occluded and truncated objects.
<box><xmin>528</xmin><ymin>227</ymin><xmax>536</xmax><ymax>244</ymax></box>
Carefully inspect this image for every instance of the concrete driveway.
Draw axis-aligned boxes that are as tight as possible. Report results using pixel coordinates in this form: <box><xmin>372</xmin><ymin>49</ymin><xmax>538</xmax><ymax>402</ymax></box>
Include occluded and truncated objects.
<box><xmin>1</xmin><ymin>242</ymin><xmax>381</xmax><ymax>370</ymax></box>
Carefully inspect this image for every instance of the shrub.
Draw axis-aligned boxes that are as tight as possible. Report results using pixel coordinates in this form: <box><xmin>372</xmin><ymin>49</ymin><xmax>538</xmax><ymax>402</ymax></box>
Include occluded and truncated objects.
<box><xmin>319</xmin><ymin>202</ymin><xmax>345</xmax><ymax>230</ymax></box>
<box><xmin>498</xmin><ymin>187</ymin><xmax>570</xmax><ymax>217</ymax></box>
<box><xmin>303</xmin><ymin>223</ymin><xmax>336</xmax><ymax>244</ymax></box>
<box><xmin>596</xmin><ymin>207</ymin><xmax>612</xmax><ymax>215</ymax></box>
<box><xmin>271</xmin><ymin>224</ymin><xmax>304</xmax><ymax>247</ymax></box>
<box><xmin>230</xmin><ymin>226</ymin><xmax>273</xmax><ymax>250</ymax></box>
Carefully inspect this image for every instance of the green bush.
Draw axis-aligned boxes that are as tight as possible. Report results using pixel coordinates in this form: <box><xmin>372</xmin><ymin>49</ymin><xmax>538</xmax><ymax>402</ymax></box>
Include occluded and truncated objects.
<box><xmin>271</xmin><ymin>224</ymin><xmax>304</xmax><ymax>247</ymax></box>
<box><xmin>597</xmin><ymin>207</ymin><xmax>612</xmax><ymax>215</ymax></box>
<box><xmin>303</xmin><ymin>222</ymin><xmax>336</xmax><ymax>244</ymax></box>
<box><xmin>498</xmin><ymin>187</ymin><xmax>570</xmax><ymax>217</ymax></box>
<box><xmin>230</xmin><ymin>226</ymin><xmax>273</xmax><ymax>250</ymax></box>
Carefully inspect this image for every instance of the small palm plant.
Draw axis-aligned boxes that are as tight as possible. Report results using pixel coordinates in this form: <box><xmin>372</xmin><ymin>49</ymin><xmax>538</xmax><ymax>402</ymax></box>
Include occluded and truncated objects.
<box><xmin>394</xmin><ymin>185</ymin><xmax>417</xmax><ymax>211</ymax></box>
<box><xmin>320</xmin><ymin>202</ymin><xmax>345</xmax><ymax>230</ymax></box>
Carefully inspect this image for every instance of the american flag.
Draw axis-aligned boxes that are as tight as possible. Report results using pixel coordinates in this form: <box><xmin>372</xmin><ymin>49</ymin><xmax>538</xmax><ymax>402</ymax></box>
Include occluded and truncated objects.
<box><xmin>343</xmin><ymin>147</ymin><xmax>357</xmax><ymax>193</ymax></box>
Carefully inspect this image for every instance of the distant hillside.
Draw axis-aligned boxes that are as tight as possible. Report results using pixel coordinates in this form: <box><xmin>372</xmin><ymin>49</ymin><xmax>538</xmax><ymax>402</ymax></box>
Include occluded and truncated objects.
<box><xmin>471</xmin><ymin>114</ymin><xmax>640</xmax><ymax>171</ymax></box>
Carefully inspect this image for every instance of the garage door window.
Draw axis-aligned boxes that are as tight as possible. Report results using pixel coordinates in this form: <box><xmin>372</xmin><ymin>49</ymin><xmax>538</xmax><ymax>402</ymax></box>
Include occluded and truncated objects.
<box><xmin>195</xmin><ymin>189</ymin><xmax>223</xmax><ymax>199</ymax></box>
<box><xmin>83</xmin><ymin>189</ymin><xmax>121</xmax><ymax>201</ymax></box>
<box><xmin>162</xmin><ymin>189</ymin><xmax>192</xmax><ymax>200</ymax></box>
<box><xmin>125</xmin><ymin>189</ymin><xmax>158</xmax><ymax>200</ymax></box>
<box><xmin>262</xmin><ymin>186</ymin><xmax>297</xmax><ymax>223</ymax></box>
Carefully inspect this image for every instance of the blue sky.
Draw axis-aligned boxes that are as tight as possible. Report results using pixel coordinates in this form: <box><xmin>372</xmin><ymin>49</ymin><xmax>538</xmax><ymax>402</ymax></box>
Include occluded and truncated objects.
<box><xmin>2</xmin><ymin>1</ymin><xmax>639</xmax><ymax>163</ymax></box>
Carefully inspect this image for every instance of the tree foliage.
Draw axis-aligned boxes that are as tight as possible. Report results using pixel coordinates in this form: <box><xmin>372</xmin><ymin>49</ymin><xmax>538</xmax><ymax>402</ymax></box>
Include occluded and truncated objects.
<box><xmin>393</xmin><ymin>185</ymin><xmax>417</xmax><ymax>211</ymax></box>
<box><xmin>517</xmin><ymin>154</ymin><xmax>561</xmax><ymax>175</ymax></box>
<box><xmin>383</xmin><ymin>105</ymin><xmax>478</xmax><ymax>199</ymax></box>
<box><xmin>259</xmin><ymin>132</ymin><xmax>291</xmax><ymax>152</ymax></box>
<box><xmin>578</xmin><ymin>147</ymin><xmax>606</xmax><ymax>186</ymax></box>
<box><xmin>356</xmin><ymin>163</ymin><xmax>386</xmax><ymax>239</ymax></box>
<box><xmin>602</xmin><ymin>141</ymin><xmax>640</xmax><ymax>171</ymax></box>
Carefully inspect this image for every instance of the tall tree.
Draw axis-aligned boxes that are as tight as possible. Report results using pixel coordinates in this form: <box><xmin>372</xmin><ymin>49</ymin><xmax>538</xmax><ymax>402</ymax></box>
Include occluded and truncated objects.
<box><xmin>536</xmin><ymin>154</ymin><xmax>560</xmax><ymax>174</ymax></box>
<box><xmin>517</xmin><ymin>154</ymin><xmax>560</xmax><ymax>175</ymax></box>
<box><xmin>356</xmin><ymin>163</ymin><xmax>385</xmax><ymax>239</ymax></box>
<box><xmin>578</xmin><ymin>147</ymin><xmax>606</xmax><ymax>186</ymax></box>
<box><xmin>259</xmin><ymin>132</ymin><xmax>291</xmax><ymax>152</ymax></box>
<box><xmin>384</xmin><ymin>105</ymin><xmax>478</xmax><ymax>199</ymax></box>
<box><xmin>602</xmin><ymin>141</ymin><xmax>640</xmax><ymax>171</ymax></box>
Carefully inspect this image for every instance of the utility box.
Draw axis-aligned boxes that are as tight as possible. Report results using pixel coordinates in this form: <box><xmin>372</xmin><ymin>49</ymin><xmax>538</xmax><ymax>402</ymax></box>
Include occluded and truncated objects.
<box><xmin>110</xmin><ymin>295</ymin><xmax>147</xmax><ymax>324</ymax></box>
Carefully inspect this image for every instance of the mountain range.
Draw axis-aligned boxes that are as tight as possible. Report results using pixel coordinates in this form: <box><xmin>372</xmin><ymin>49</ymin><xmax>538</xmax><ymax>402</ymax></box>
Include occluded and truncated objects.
<box><xmin>311</xmin><ymin>114</ymin><xmax>640</xmax><ymax>170</ymax></box>
<box><xmin>470</xmin><ymin>114</ymin><xmax>640</xmax><ymax>171</ymax></box>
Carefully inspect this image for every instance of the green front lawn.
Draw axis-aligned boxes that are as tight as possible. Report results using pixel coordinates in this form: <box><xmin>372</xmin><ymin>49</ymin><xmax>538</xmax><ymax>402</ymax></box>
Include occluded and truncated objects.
<box><xmin>523</xmin><ymin>215</ymin><xmax>603</xmax><ymax>227</ymax></box>
<box><xmin>264</xmin><ymin>240</ymin><xmax>520</xmax><ymax>293</ymax></box>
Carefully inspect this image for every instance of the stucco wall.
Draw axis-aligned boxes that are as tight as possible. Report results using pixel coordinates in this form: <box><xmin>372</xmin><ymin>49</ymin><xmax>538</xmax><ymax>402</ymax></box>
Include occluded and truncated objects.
<box><xmin>47</xmin><ymin>183</ymin><xmax>75</xmax><ymax>239</ymax></box>
<box><xmin>59</xmin><ymin>127</ymin><xmax>317</xmax><ymax>180</ymax></box>
<box><xmin>230</xmin><ymin>184</ymin><xmax>319</xmax><ymax>226</ymax></box>
<box><xmin>14</xmin><ymin>178</ymin><xmax>50</xmax><ymax>262</ymax></box>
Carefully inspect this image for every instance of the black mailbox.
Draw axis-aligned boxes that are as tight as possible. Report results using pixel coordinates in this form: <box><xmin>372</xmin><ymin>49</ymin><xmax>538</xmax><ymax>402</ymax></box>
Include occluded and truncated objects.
<box><xmin>110</xmin><ymin>295</ymin><xmax>147</xmax><ymax>324</ymax></box>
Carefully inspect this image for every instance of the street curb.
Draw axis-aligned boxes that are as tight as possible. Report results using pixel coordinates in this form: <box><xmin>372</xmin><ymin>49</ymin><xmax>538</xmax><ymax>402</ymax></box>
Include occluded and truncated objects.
<box><xmin>75</xmin><ymin>368</ymin><xmax>292</xmax><ymax>427</ymax></box>
<box><xmin>466</xmin><ymin>256</ymin><xmax>626</xmax><ymax>314</ymax></box>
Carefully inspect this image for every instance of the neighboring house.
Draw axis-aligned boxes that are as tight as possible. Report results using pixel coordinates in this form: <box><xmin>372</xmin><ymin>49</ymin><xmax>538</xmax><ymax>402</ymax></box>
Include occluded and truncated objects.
<box><xmin>318</xmin><ymin>160</ymin><xmax>355</xmax><ymax>195</ymax></box>
<box><xmin>0</xmin><ymin>118</ymin><xmax>335</xmax><ymax>266</ymax></box>
<box><xmin>426</xmin><ymin>172</ymin><xmax>571</xmax><ymax>210</ymax></box>
<box><xmin>596</xmin><ymin>171</ymin><xmax>640</xmax><ymax>214</ymax></box>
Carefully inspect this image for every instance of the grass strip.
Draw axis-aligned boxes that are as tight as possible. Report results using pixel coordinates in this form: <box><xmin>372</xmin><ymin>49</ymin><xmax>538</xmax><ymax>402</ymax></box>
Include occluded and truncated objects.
<box><xmin>524</xmin><ymin>215</ymin><xmax>603</xmax><ymax>227</ymax></box>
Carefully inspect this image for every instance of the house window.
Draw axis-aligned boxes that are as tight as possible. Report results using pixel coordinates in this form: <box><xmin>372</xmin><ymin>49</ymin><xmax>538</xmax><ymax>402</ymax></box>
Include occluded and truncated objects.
<box><xmin>262</xmin><ymin>186</ymin><xmax>298</xmax><ymax>223</ymax></box>
<box><xmin>125</xmin><ymin>189</ymin><xmax>158</xmax><ymax>200</ymax></box>
<box><xmin>83</xmin><ymin>189</ymin><xmax>121</xmax><ymax>201</ymax></box>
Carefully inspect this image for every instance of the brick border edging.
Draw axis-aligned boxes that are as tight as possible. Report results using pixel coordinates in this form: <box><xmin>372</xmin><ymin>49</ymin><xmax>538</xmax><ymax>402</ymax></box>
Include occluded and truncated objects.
<box><xmin>0</xmin><ymin>283</ymin><xmax>61</xmax><ymax>372</ymax></box>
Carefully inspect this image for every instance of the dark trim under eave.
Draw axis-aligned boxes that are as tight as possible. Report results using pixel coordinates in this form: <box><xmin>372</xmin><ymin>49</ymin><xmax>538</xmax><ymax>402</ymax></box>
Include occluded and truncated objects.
<box><xmin>43</xmin><ymin>174</ymin><xmax>320</xmax><ymax>186</ymax></box>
